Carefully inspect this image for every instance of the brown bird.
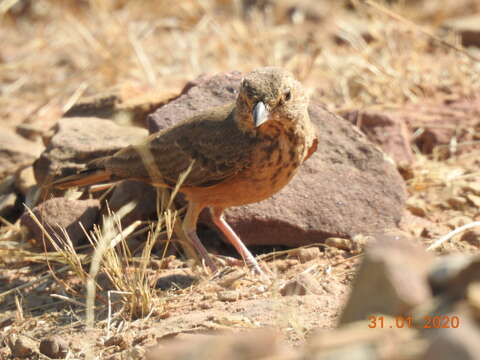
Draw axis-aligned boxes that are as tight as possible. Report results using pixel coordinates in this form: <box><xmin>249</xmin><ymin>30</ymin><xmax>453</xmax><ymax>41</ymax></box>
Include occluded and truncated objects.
<box><xmin>52</xmin><ymin>67</ymin><xmax>318</xmax><ymax>275</ymax></box>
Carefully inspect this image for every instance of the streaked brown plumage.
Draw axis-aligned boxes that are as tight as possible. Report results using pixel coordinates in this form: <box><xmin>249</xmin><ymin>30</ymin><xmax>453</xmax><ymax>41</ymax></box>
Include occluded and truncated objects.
<box><xmin>52</xmin><ymin>67</ymin><xmax>318</xmax><ymax>275</ymax></box>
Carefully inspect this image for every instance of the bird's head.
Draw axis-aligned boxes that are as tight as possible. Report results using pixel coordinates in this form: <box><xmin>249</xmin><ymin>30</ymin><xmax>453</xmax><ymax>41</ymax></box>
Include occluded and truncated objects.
<box><xmin>236</xmin><ymin>67</ymin><xmax>309</xmax><ymax>135</ymax></box>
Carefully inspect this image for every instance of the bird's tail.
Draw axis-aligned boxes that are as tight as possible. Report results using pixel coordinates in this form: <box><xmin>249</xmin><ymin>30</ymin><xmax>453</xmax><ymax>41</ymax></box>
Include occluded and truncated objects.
<box><xmin>50</xmin><ymin>169</ymin><xmax>111</xmax><ymax>190</ymax></box>
<box><xmin>49</xmin><ymin>157</ymin><xmax>112</xmax><ymax>190</ymax></box>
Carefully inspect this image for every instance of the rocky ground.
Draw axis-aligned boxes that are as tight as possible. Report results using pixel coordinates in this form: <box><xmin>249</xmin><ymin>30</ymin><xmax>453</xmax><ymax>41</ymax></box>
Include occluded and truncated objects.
<box><xmin>1</xmin><ymin>0</ymin><xmax>480</xmax><ymax>359</ymax></box>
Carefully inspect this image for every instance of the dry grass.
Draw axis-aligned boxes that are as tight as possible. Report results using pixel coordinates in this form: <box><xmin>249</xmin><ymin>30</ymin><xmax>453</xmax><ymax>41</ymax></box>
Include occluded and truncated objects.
<box><xmin>17</xmin><ymin>202</ymin><xmax>154</xmax><ymax>321</ymax></box>
<box><xmin>1</xmin><ymin>0</ymin><xmax>479</xmax><ymax>131</ymax></box>
<box><xmin>5</xmin><ymin>156</ymin><xmax>200</xmax><ymax>327</ymax></box>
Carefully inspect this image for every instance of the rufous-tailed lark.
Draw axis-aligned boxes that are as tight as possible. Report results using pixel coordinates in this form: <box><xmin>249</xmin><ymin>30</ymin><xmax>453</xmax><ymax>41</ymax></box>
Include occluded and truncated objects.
<box><xmin>52</xmin><ymin>67</ymin><xmax>318</xmax><ymax>275</ymax></box>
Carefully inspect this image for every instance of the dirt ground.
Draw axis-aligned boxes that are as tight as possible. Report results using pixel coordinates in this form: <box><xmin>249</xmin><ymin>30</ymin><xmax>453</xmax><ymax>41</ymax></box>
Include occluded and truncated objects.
<box><xmin>1</xmin><ymin>0</ymin><xmax>480</xmax><ymax>359</ymax></box>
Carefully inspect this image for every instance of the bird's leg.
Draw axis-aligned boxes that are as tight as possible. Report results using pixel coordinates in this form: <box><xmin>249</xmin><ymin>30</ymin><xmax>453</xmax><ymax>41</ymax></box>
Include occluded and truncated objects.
<box><xmin>182</xmin><ymin>202</ymin><xmax>218</xmax><ymax>273</ymax></box>
<box><xmin>210</xmin><ymin>207</ymin><xmax>265</xmax><ymax>276</ymax></box>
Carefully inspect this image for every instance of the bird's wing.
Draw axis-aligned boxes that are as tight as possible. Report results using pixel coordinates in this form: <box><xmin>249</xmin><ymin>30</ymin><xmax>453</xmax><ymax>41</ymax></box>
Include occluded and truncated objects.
<box><xmin>102</xmin><ymin>104</ymin><xmax>256</xmax><ymax>187</ymax></box>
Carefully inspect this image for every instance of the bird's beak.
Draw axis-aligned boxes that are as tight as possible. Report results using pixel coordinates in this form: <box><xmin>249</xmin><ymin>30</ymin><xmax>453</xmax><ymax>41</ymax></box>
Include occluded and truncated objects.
<box><xmin>253</xmin><ymin>101</ymin><xmax>269</xmax><ymax>127</ymax></box>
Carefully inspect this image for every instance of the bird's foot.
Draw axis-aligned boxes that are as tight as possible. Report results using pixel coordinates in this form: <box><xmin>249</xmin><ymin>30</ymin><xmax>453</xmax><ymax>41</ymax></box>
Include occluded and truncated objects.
<box><xmin>220</xmin><ymin>256</ymin><xmax>272</xmax><ymax>279</ymax></box>
<box><xmin>184</xmin><ymin>229</ymin><xmax>218</xmax><ymax>274</ymax></box>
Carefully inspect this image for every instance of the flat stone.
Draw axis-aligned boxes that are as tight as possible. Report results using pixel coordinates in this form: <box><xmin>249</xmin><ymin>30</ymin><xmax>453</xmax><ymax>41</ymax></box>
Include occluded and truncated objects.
<box><xmin>0</xmin><ymin>128</ymin><xmax>43</xmax><ymax>179</ymax></box>
<box><xmin>33</xmin><ymin>117</ymin><xmax>148</xmax><ymax>186</ymax></box>
<box><xmin>64</xmin><ymin>85</ymin><xmax>178</xmax><ymax>128</ymax></box>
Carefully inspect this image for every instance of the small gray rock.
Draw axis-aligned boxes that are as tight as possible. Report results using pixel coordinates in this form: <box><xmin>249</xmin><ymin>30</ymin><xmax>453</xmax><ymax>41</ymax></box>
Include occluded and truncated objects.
<box><xmin>39</xmin><ymin>336</ymin><xmax>69</xmax><ymax>359</ymax></box>
<box><xmin>106</xmin><ymin>180</ymin><xmax>158</xmax><ymax>228</ymax></box>
<box><xmin>340</xmin><ymin>234</ymin><xmax>433</xmax><ymax>324</ymax></box>
<box><xmin>0</xmin><ymin>128</ymin><xmax>43</xmax><ymax>179</ymax></box>
<box><xmin>280</xmin><ymin>273</ymin><xmax>322</xmax><ymax>296</ymax></box>
<box><xmin>21</xmin><ymin>197</ymin><xmax>100</xmax><ymax>250</ymax></box>
<box><xmin>423</xmin><ymin>315</ymin><xmax>480</xmax><ymax>360</ymax></box>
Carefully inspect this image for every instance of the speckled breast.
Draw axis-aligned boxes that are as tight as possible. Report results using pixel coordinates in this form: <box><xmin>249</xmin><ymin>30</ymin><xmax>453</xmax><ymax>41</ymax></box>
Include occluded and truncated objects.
<box><xmin>186</xmin><ymin>128</ymin><xmax>307</xmax><ymax>208</ymax></box>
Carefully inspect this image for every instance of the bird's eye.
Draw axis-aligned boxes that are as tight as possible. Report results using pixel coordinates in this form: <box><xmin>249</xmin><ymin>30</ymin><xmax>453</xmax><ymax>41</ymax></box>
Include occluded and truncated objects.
<box><xmin>284</xmin><ymin>90</ymin><xmax>291</xmax><ymax>102</ymax></box>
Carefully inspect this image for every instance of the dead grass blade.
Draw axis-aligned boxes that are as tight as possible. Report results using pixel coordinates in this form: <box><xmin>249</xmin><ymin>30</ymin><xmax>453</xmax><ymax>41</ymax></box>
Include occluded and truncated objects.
<box><xmin>86</xmin><ymin>202</ymin><xmax>136</xmax><ymax>328</ymax></box>
<box><xmin>0</xmin><ymin>0</ymin><xmax>20</xmax><ymax>15</ymax></box>
<box><xmin>23</xmin><ymin>205</ymin><xmax>89</xmax><ymax>294</ymax></box>
<box><xmin>360</xmin><ymin>0</ymin><xmax>480</xmax><ymax>62</ymax></box>
<box><xmin>427</xmin><ymin>221</ymin><xmax>480</xmax><ymax>251</ymax></box>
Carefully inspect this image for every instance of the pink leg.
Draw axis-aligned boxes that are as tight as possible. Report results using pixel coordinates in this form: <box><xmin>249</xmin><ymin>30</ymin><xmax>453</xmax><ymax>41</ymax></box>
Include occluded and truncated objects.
<box><xmin>210</xmin><ymin>207</ymin><xmax>264</xmax><ymax>275</ymax></box>
<box><xmin>182</xmin><ymin>202</ymin><xmax>217</xmax><ymax>273</ymax></box>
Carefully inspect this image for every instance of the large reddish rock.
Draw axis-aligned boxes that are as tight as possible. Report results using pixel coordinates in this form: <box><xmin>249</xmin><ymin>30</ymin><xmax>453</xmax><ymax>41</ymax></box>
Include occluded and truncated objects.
<box><xmin>148</xmin><ymin>72</ymin><xmax>407</xmax><ymax>246</ymax></box>
<box><xmin>34</xmin><ymin>117</ymin><xmax>148</xmax><ymax>186</ymax></box>
<box><xmin>148</xmin><ymin>72</ymin><xmax>242</xmax><ymax>133</ymax></box>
